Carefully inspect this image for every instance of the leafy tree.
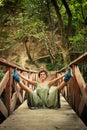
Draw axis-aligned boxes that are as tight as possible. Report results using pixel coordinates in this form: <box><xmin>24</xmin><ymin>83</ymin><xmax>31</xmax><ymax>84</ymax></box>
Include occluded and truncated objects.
<box><xmin>0</xmin><ymin>0</ymin><xmax>87</xmax><ymax>70</ymax></box>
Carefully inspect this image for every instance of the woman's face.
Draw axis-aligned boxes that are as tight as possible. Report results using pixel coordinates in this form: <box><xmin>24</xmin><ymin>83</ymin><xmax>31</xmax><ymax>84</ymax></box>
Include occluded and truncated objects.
<box><xmin>39</xmin><ymin>72</ymin><xmax>47</xmax><ymax>81</ymax></box>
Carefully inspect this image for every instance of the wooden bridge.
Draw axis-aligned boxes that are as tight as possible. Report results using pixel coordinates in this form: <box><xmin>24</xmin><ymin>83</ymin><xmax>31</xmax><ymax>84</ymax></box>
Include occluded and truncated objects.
<box><xmin>0</xmin><ymin>52</ymin><xmax>87</xmax><ymax>129</ymax></box>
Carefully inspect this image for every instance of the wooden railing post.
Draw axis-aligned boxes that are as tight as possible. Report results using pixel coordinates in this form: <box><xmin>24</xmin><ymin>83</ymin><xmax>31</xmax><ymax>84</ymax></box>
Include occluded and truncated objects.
<box><xmin>5</xmin><ymin>67</ymin><xmax>12</xmax><ymax>115</ymax></box>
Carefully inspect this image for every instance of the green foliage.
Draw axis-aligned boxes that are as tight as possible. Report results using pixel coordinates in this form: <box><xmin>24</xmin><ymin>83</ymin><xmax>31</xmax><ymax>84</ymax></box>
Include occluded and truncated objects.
<box><xmin>46</xmin><ymin>58</ymin><xmax>64</xmax><ymax>71</ymax></box>
<box><xmin>46</xmin><ymin>63</ymin><xmax>54</xmax><ymax>71</ymax></box>
<box><xmin>69</xmin><ymin>33</ymin><xmax>84</xmax><ymax>43</ymax></box>
<box><xmin>0</xmin><ymin>0</ymin><xmax>87</xmax><ymax>67</ymax></box>
<box><xmin>37</xmin><ymin>55</ymin><xmax>64</xmax><ymax>71</ymax></box>
<box><xmin>67</xmin><ymin>0</ymin><xmax>87</xmax><ymax>53</ymax></box>
<box><xmin>0</xmin><ymin>0</ymin><xmax>4</xmax><ymax>6</ymax></box>
<box><xmin>0</xmin><ymin>67</ymin><xmax>4</xmax><ymax>81</ymax></box>
<box><xmin>38</xmin><ymin>57</ymin><xmax>50</xmax><ymax>63</ymax></box>
<box><xmin>78</xmin><ymin>62</ymin><xmax>87</xmax><ymax>82</ymax></box>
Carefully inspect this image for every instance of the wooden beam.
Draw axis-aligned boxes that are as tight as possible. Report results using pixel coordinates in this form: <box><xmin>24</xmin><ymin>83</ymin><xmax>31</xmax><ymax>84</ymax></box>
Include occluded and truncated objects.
<box><xmin>0</xmin><ymin>58</ymin><xmax>37</xmax><ymax>73</ymax></box>
<box><xmin>5</xmin><ymin>68</ymin><xmax>11</xmax><ymax>115</ymax></box>
<box><xmin>57</xmin><ymin>52</ymin><xmax>87</xmax><ymax>73</ymax></box>
<box><xmin>78</xmin><ymin>97</ymin><xmax>85</xmax><ymax>116</ymax></box>
<box><xmin>0</xmin><ymin>71</ymin><xmax>9</xmax><ymax>95</ymax></box>
<box><xmin>15</xmin><ymin>84</ymin><xmax>23</xmax><ymax>103</ymax></box>
<box><xmin>69</xmin><ymin>52</ymin><xmax>87</xmax><ymax>66</ymax></box>
<box><xmin>0</xmin><ymin>99</ymin><xmax>8</xmax><ymax>118</ymax></box>
<box><xmin>74</xmin><ymin>66</ymin><xmax>86</xmax><ymax>92</ymax></box>
<box><xmin>17</xmin><ymin>92</ymin><xmax>23</xmax><ymax>103</ymax></box>
<box><xmin>10</xmin><ymin>93</ymin><xmax>17</xmax><ymax>113</ymax></box>
<box><xmin>74</xmin><ymin>66</ymin><xmax>87</xmax><ymax>106</ymax></box>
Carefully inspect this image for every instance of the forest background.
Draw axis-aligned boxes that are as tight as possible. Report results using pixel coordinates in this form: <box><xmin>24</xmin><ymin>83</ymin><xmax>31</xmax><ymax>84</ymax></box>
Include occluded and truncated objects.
<box><xmin>0</xmin><ymin>0</ymin><xmax>87</xmax><ymax>72</ymax></box>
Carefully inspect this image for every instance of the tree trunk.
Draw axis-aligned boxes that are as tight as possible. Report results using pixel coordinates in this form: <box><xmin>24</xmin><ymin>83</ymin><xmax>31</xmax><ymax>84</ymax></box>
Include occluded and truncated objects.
<box><xmin>23</xmin><ymin>41</ymin><xmax>33</xmax><ymax>63</ymax></box>
<box><xmin>51</xmin><ymin>0</ymin><xmax>72</xmax><ymax>66</ymax></box>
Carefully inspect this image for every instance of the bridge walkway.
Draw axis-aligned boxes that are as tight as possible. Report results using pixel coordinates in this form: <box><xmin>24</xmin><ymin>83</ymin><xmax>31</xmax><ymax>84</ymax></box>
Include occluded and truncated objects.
<box><xmin>0</xmin><ymin>95</ymin><xmax>86</xmax><ymax>130</ymax></box>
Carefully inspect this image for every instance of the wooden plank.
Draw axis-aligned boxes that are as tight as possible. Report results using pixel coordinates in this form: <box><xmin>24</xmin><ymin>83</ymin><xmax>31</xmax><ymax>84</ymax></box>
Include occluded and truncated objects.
<box><xmin>0</xmin><ymin>99</ymin><xmax>8</xmax><ymax>118</ymax></box>
<box><xmin>74</xmin><ymin>66</ymin><xmax>87</xmax><ymax>105</ymax></box>
<box><xmin>0</xmin><ymin>96</ymin><xmax>86</xmax><ymax>130</ymax></box>
<box><xmin>78</xmin><ymin>97</ymin><xmax>85</xmax><ymax>116</ymax></box>
<box><xmin>0</xmin><ymin>71</ymin><xmax>9</xmax><ymax>95</ymax></box>
<box><xmin>22</xmin><ymin>91</ymin><xmax>26</xmax><ymax>101</ymax></box>
<box><xmin>75</xmin><ymin>66</ymin><xmax>86</xmax><ymax>90</ymax></box>
<box><xmin>5</xmin><ymin>68</ymin><xmax>11</xmax><ymax>115</ymax></box>
<box><xmin>10</xmin><ymin>93</ymin><xmax>17</xmax><ymax>113</ymax></box>
<box><xmin>69</xmin><ymin>76</ymin><xmax>81</xmax><ymax>113</ymax></box>
<box><xmin>14</xmin><ymin>84</ymin><xmax>23</xmax><ymax>103</ymax></box>
<box><xmin>73</xmin><ymin>82</ymin><xmax>81</xmax><ymax>113</ymax></box>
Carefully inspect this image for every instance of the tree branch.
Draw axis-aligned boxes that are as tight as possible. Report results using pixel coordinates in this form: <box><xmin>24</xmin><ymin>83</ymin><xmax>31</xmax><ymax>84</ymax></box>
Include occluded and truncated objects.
<box><xmin>62</xmin><ymin>0</ymin><xmax>72</xmax><ymax>37</ymax></box>
<box><xmin>51</xmin><ymin>0</ymin><xmax>65</xmax><ymax>36</ymax></box>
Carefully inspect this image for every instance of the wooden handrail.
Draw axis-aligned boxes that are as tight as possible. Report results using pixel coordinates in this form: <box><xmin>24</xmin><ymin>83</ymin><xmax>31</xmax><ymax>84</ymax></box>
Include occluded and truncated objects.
<box><xmin>69</xmin><ymin>52</ymin><xmax>87</xmax><ymax>65</ymax></box>
<box><xmin>0</xmin><ymin>58</ymin><xmax>37</xmax><ymax>73</ymax></box>
<box><xmin>0</xmin><ymin>58</ymin><xmax>38</xmax><ymax>122</ymax></box>
<box><xmin>0</xmin><ymin>52</ymin><xmax>87</xmax><ymax>124</ymax></box>
<box><xmin>57</xmin><ymin>52</ymin><xmax>87</xmax><ymax>73</ymax></box>
<box><xmin>58</xmin><ymin>52</ymin><xmax>87</xmax><ymax>119</ymax></box>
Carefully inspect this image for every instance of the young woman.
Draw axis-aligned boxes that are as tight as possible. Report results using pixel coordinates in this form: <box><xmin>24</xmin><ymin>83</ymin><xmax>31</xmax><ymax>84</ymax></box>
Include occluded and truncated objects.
<box><xmin>13</xmin><ymin>68</ymin><xmax>72</xmax><ymax>109</ymax></box>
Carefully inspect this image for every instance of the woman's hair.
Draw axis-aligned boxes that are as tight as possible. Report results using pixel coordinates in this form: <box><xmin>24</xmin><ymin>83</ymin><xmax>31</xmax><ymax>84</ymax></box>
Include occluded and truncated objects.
<box><xmin>38</xmin><ymin>70</ymin><xmax>48</xmax><ymax>78</ymax></box>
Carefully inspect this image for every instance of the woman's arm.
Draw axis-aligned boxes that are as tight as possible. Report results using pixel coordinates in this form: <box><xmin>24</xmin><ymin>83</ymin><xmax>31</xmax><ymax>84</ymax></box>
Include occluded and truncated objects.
<box><xmin>48</xmin><ymin>74</ymin><xmax>65</xmax><ymax>87</ymax></box>
<box><xmin>18</xmin><ymin>73</ymin><xmax>37</xmax><ymax>86</ymax></box>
